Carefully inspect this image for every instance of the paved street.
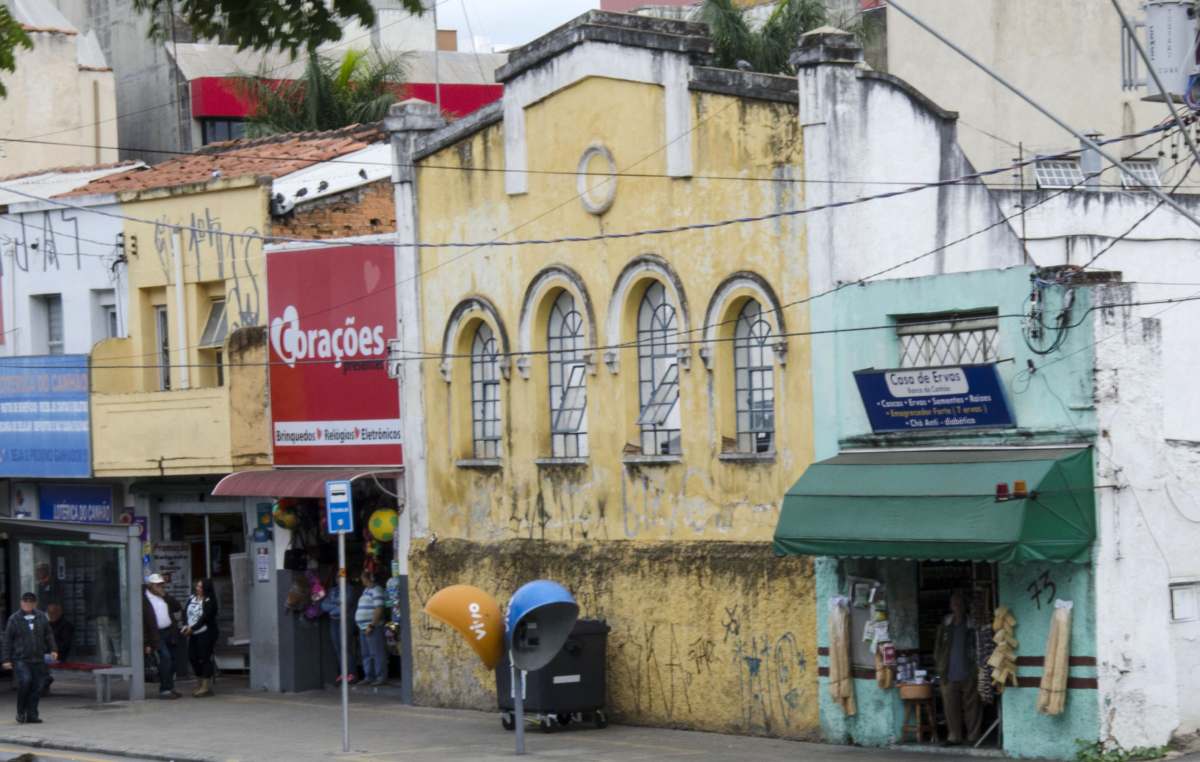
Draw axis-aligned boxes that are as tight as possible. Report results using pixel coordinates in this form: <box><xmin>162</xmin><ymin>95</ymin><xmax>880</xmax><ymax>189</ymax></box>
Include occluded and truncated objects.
<box><xmin>0</xmin><ymin>674</ymin><xmax>1002</xmax><ymax>762</ymax></box>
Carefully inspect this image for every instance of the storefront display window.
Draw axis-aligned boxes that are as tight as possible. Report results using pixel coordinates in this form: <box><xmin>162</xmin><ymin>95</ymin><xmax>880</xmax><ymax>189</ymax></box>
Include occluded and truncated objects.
<box><xmin>18</xmin><ymin>541</ymin><xmax>129</xmax><ymax>667</ymax></box>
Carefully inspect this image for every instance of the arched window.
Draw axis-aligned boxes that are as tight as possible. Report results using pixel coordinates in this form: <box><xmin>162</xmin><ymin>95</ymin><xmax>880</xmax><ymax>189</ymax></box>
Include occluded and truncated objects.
<box><xmin>734</xmin><ymin>300</ymin><xmax>775</xmax><ymax>453</ymax></box>
<box><xmin>635</xmin><ymin>282</ymin><xmax>680</xmax><ymax>455</ymax></box>
<box><xmin>470</xmin><ymin>323</ymin><xmax>501</xmax><ymax>459</ymax></box>
<box><xmin>548</xmin><ymin>290</ymin><xmax>588</xmax><ymax>457</ymax></box>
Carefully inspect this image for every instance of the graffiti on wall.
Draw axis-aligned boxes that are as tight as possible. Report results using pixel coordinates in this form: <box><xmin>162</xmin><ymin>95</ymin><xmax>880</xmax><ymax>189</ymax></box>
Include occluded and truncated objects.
<box><xmin>152</xmin><ymin>209</ymin><xmax>261</xmax><ymax>330</ymax></box>
<box><xmin>2</xmin><ymin>210</ymin><xmax>98</xmax><ymax>273</ymax></box>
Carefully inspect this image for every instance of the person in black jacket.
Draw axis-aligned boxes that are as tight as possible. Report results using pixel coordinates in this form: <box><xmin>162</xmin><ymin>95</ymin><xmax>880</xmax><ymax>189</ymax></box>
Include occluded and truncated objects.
<box><xmin>143</xmin><ymin>575</ymin><xmax>183</xmax><ymax>699</ymax></box>
<box><xmin>1</xmin><ymin>592</ymin><xmax>58</xmax><ymax>724</ymax></box>
<box><xmin>181</xmin><ymin>578</ymin><xmax>219</xmax><ymax>698</ymax></box>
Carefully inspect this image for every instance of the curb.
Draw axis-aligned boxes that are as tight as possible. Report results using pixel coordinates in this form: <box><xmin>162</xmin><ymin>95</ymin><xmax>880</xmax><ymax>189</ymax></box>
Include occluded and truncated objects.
<box><xmin>0</xmin><ymin>734</ymin><xmax>215</xmax><ymax>762</ymax></box>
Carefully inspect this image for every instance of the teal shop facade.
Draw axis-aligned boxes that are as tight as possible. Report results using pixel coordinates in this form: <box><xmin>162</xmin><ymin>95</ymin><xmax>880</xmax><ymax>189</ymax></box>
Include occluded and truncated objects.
<box><xmin>778</xmin><ymin>266</ymin><xmax>1143</xmax><ymax>758</ymax></box>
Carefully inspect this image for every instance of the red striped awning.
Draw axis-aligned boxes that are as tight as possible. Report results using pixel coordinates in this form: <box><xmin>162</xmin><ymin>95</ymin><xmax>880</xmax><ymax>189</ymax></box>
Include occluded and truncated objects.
<box><xmin>211</xmin><ymin>469</ymin><xmax>400</xmax><ymax>498</ymax></box>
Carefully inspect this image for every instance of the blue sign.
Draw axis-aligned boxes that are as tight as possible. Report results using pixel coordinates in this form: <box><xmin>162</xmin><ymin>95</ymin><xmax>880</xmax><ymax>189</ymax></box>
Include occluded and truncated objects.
<box><xmin>854</xmin><ymin>363</ymin><xmax>1015</xmax><ymax>433</ymax></box>
<box><xmin>325</xmin><ymin>479</ymin><xmax>354</xmax><ymax>533</ymax></box>
<box><xmin>0</xmin><ymin>355</ymin><xmax>90</xmax><ymax>477</ymax></box>
<box><xmin>39</xmin><ymin>484</ymin><xmax>113</xmax><ymax>524</ymax></box>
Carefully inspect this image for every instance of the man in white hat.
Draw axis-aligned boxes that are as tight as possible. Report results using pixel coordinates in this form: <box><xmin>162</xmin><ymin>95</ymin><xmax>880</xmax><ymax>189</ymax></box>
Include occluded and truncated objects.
<box><xmin>143</xmin><ymin>574</ymin><xmax>183</xmax><ymax>699</ymax></box>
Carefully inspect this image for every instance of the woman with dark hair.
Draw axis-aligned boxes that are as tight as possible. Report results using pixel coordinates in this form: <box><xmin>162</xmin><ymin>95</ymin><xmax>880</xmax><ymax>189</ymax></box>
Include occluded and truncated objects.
<box><xmin>181</xmin><ymin>579</ymin><xmax>219</xmax><ymax>698</ymax></box>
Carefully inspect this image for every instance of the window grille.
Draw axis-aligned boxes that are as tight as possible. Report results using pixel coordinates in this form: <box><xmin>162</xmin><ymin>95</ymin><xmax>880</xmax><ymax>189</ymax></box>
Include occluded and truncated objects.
<box><xmin>1034</xmin><ymin>159</ymin><xmax>1085</xmax><ymax>189</ymax></box>
<box><xmin>45</xmin><ymin>295</ymin><xmax>63</xmax><ymax>355</ymax></box>
<box><xmin>1120</xmin><ymin>159</ymin><xmax>1162</xmax><ymax>189</ymax></box>
<box><xmin>470</xmin><ymin>323</ymin><xmax>501</xmax><ymax>459</ymax></box>
<box><xmin>733</xmin><ymin>300</ymin><xmax>775</xmax><ymax>454</ymax></box>
<box><xmin>897</xmin><ymin>316</ymin><xmax>999</xmax><ymax>368</ymax></box>
<box><xmin>547</xmin><ymin>291</ymin><xmax>588</xmax><ymax>457</ymax></box>
<box><xmin>636</xmin><ymin>282</ymin><xmax>681</xmax><ymax>455</ymax></box>
<box><xmin>156</xmin><ymin>305</ymin><xmax>171</xmax><ymax>390</ymax></box>
<box><xmin>198</xmin><ymin>300</ymin><xmax>228</xmax><ymax>348</ymax></box>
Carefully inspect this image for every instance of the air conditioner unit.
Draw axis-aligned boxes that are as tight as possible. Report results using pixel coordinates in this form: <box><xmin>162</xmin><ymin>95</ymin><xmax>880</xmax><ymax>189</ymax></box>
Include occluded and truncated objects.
<box><xmin>1122</xmin><ymin>0</ymin><xmax>1200</xmax><ymax>102</ymax></box>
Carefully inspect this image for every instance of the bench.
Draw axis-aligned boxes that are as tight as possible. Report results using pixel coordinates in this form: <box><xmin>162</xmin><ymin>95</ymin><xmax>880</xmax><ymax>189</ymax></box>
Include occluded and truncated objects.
<box><xmin>48</xmin><ymin>662</ymin><xmax>134</xmax><ymax>703</ymax></box>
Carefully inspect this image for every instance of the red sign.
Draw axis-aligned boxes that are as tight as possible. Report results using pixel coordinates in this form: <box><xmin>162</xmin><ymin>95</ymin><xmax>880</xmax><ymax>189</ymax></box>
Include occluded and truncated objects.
<box><xmin>266</xmin><ymin>245</ymin><xmax>401</xmax><ymax>466</ymax></box>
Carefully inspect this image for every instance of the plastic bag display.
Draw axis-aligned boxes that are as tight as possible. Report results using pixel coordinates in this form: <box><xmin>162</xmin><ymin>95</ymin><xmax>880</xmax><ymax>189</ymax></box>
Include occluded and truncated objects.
<box><xmin>1037</xmin><ymin>600</ymin><xmax>1072</xmax><ymax>716</ymax></box>
<box><xmin>828</xmin><ymin>596</ymin><xmax>857</xmax><ymax>716</ymax></box>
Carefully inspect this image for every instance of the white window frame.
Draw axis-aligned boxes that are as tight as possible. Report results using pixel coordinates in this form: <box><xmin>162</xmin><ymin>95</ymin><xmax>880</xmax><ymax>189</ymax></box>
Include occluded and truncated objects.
<box><xmin>1035</xmin><ymin>158</ymin><xmax>1085</xmax><ymax>189</ymax></box>
<box><xmin>636</xmin><ymin>282</ymin><xmax>681</xmax><ymax>455</ymax></box>
<box><xmin>1120</xmin><ymin>158</ymin><xmax>1162</xmax><ymax>189</ymax></box>
<box><xmin>103</xmin><ymin>304</ymin><xmax>119</xmax><ymax>340</ymax></box>
<box><xmin>1171</xmin><ymin>583</ymin><xmax>1198</xmax><ymax>622</ymax></box>
<box><xmin>198</xmin><ymin>299</ymin><xmax>228</xmax><ymax>349</ymax></box>
<box><xmin>45</xmin><ymin>294</ymin><xmax>64</xmax><ymax>355</ymax></box>
<box><xmin>470</xmin><ymin>323</ymin><xmax>502</xmax><ymax>459</ymax></box>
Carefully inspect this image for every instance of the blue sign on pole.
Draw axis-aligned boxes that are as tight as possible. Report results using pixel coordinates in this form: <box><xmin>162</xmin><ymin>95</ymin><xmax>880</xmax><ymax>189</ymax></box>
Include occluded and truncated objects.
<box><xmin>0</xmin><ymin>355</ymin><xmax>90</xmax><ymax>477</ymax></box>
<box><xmin>325</xmin><ymin>480</ymin><xmax>354</xmax><ymax>533</ymax></box>
<box><xmin>39</xmin><ymin>484</ymin><xmax>113</xmax><ymax>524</ymax></box>
<box><xmin>854</xmin><ymin>363</ymin><xmax>1016</xmax><ymax>433</ymax></box>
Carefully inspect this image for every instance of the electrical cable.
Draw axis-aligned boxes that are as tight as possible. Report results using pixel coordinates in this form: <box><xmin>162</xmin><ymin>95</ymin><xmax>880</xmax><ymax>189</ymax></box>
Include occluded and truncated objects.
<box><xmin>0</xmin><ymin>125</ymin><xmax>1173</xmax><ymax>255</ymax></box>
<box><xmin>6</xmin><ymin>293</ymin><xmax>1200</xmax><ymax>371</ymax></box>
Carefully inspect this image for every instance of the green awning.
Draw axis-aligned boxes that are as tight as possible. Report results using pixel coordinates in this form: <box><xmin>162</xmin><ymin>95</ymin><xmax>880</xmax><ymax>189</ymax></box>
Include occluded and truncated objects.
<box><xmin>775</xmin><ymin>448</ymin><xmax>1095</xmax><ymax>564</ymax></box>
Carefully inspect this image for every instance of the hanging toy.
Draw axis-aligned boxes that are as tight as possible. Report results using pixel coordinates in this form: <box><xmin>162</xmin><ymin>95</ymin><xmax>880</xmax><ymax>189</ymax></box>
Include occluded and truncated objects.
<box><xmin>272</xmin><ymin>498</ymin><xmax>300</xmax><ymax>530</ymax></box>
<box><xmin>367</xmin><ymin>539</ymin><xmax>383</xmax><ymax>556</ymax></box>
<box><xmin>369</xmin><ymin>508</ymin><xmax>399</xmax><ymax>542</ymax></box>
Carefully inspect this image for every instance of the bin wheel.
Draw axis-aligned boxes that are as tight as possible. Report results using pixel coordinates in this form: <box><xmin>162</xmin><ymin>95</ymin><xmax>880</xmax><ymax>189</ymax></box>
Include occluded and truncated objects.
<box><xmin>540</xmin><ymin>716</ymin><xmax>555</xmax><ymax>733</ymax></box>
<box><xmin>501</xmin><ymin>712</ymin><xmax>515</xmax><ymax>731</ymax></box>
<box><xmin>556</xmin><ymin>713</ymin><xmax>572</xmax><ymax>726</ymax></box>
<box><xmin>594</xmin><ymin>710</ymin><xmax>608</xmax><ymax>729</ymax></box>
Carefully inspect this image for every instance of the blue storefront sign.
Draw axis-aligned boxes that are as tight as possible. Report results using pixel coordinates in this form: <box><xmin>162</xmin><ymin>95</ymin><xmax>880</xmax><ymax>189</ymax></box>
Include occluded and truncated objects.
<box><xmin>39</xmin><ymin>484</ymin><xmax>113</xmax><ymax>524</ymax></box>
<box><xmin>854</xmin><ymin>363</ymin><xmax>1015</xmax><ymax>433</ymax></box>
<box><xmin>0</xmin><ymin>355</ymin><xmax>90</xmax><ymax>477</ymax></box>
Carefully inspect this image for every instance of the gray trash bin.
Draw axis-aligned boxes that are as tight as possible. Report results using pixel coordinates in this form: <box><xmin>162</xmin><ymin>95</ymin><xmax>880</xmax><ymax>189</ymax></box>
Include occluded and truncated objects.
<box><xmin>496</xmin><ymin>618</ymin><xmax>609</xmax><ymax>732</ymax></box>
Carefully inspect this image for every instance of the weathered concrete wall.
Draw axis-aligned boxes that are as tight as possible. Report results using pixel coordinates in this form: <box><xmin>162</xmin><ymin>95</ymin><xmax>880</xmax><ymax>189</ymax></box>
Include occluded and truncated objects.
<box><xmin>226</xmin><ymin>325</ymin><xmax>270</xmax><ymax>470</ymax></box>
<box><xmin>410</xmin><ymin>539</ymin><xmax>818</xmax><ymax>738</ymax></box>
<box><xmin>0</xmin><ymin>29</ymin><xmax>119</xmax><ymax>176</ymax></box>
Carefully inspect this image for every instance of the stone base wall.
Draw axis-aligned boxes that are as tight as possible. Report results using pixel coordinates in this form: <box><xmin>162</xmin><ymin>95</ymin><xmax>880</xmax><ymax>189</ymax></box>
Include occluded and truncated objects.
<box><xmin>409</xmin><ymin>538</ymin><xmax>819</xmax><ymax>739</ymax></box>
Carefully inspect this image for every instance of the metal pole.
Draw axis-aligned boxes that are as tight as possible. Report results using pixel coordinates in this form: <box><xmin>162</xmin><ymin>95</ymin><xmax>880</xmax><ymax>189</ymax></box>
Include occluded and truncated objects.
<box><xmin>169</xmin><ymin>231</ymin><xmax>190</xmax><ymax>389</ymax></box>
<box><xmin>339</xmin><ymin>532</ymin><xmax>349</xmax><ymax>753</ymax></box>
<box><xmin>433</xmin><ymin>2</ymin><xmax>441</xmax><ymax>114</ymax></box>
<box><xmin>886</xmin><ymin>0</ymin><xmax>1200</xmax><ymax>233</ymax></box>
<box><xmin>204</xmin><ymin>515</ymin><xmax>211</xmax><ymax>578</ymax></box>
<box><xmin>512</xmin><ymin>663</ymin><xmax>525</xmax><ymax>755</ymax></box>
<box><xmin>1109</xmin><ymin>0</ymin><xmax>1200</xmax><ymax>171</ymax></box>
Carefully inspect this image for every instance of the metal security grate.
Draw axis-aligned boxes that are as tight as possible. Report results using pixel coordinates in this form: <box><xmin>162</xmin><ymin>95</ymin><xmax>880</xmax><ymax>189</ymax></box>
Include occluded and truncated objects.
<box><xmin>471</xmin><ymin>323</ymin><xmax>502</xmax><ymax>459</ymax></box>
<box><xmin>897</xmin><ymin>316</ymin><xmax>999</xmax><ymax>368</ymax></box>
<box><xmin>1120</xmin><ymin>159</ymin><xmax>1162</xmax><ymax>188</ymax></box>
<box><xmin>1034</xmin><ymin>159</ymin><xmax>1085</xmax><ymax>189</ymax></box>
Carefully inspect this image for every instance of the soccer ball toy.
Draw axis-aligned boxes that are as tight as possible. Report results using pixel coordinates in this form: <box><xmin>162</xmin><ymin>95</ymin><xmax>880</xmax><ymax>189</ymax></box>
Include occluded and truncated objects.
<box><xmin>369</xmin><ymin>508</ymin><xmax>399</xmax><ymax>542</ymax></box>
<box><xmin>272</xmin><ymin>498</ymin><xmax>299</xmax><ymax>530</ymax></box>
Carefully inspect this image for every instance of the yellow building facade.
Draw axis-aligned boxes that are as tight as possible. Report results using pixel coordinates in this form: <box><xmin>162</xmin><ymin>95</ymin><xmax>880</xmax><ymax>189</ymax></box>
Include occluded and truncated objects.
<box><xmin>90</xmin><ymin>177</ymin><xmax>272</xmax><ymax>477</ymax></box>
<box><xmin>397</xmin><ymin>12</ymin><xmax>819</xmax><ymax>737</ymax></box>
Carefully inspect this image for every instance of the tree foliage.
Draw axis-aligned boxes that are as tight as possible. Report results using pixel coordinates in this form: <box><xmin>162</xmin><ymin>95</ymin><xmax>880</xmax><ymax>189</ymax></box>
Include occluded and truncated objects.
<box><xmin>0</xmin><ymin>6</ymin><xmax>34</xmax><ymax>99</ymax></box>
<box><xmin>228</xmin><ymin>47</ymin><xmax>409</xmax><ymax>137</ymax></box>
<box><xmin>133</xmin><ymin>0</ymin><xmax>424</xmax><ymax>56</ymax></box>
<box><xmin>697</xmin><ymin>0</ymin><xmax>877</xmax><ymax>76</ymax></box>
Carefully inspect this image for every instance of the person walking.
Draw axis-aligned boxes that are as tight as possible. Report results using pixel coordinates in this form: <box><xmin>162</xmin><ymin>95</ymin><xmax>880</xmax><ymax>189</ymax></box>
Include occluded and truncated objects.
<box><xmin>181</xmin><ymin>578</ymin><xmax>219</xmax><ymax>698</ymax></box>
<box><xmin>1</xmin><ymin>593</ymin><xmax>57</xmax><ymax>724</ymax></box>
<box><xmin>41</xmin><ymin>604</ymin><xmax>74</xmax><ymax>695</ymax></box>
<box><xmin>322</xmin><ymin>583</ymin><xmax>358</xmax><ymax>684</ymax></box>
<box><xmin>355</xmin><ymin>570</ymin><xmax>388</xmax><ymax>686</ymax></box>
<box><xmin>935</xmin><ymin>591</ymin><xmax>982</xmax><ymax>745</ymax></box>
<box><xmin>143</xmin><ymin>574</ymin><xmax>183</xmax><ymax>700</ymax></box>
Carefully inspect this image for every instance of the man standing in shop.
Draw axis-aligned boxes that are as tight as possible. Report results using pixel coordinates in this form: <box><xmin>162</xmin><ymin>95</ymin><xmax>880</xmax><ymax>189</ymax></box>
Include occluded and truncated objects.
<box><xmin>935</xmin><ymin>592</ymin><xmax>981</xmax><ymax>745</ymax></box>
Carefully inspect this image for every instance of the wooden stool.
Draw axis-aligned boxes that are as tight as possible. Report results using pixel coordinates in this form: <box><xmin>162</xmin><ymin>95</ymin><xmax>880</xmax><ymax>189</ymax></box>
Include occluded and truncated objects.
<box><xmin>901</xmin><ymin>698</ymin><xmax>938</xmax><ymax>744</ymax></box>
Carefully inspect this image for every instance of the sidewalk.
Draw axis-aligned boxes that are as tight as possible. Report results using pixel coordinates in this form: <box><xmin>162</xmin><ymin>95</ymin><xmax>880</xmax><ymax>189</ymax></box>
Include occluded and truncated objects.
<box><xmin>0</xmin><ymin>675</ymin><xmax>1013</xmax><ymax>762</ymax></box>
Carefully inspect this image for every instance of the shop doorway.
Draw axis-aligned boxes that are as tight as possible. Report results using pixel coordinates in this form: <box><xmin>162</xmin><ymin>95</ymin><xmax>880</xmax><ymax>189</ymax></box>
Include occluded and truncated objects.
<box><xmin>159</xmin><ymin>508</ymin><xmax>249</xmax><ymax>674</ymax></box>
<box><xmin>917</xmin><ymin>561</ymin><xmax>1002</xmax><ymax>749</ymax></box>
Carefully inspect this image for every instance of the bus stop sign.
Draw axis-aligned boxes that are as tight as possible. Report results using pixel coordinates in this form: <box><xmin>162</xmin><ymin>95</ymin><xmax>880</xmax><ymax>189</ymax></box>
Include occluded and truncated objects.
<box><xmin>325</xmin><ymin>480</ymin><xmax>354</xmax><ymax>533</ymax></box>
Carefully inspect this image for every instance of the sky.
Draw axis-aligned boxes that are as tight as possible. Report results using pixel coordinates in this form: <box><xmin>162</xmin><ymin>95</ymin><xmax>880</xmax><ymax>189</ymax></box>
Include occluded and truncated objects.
<box><xmin>429</xmin><ymin>0</ymin><xmax>601</xmax><ymax>51</ymax></box>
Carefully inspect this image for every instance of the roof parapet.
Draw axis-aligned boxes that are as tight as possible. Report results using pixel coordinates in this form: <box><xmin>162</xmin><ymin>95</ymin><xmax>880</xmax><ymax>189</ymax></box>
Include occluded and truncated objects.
<box><xmin>495</xmin><ymin>10</ymin><xmax>712</xmax><ymax>84</ymax></box>
<box><xmin>790</xmin><ymin>26</ymin><xmax>864</xmax><ymax>68</ymax></box>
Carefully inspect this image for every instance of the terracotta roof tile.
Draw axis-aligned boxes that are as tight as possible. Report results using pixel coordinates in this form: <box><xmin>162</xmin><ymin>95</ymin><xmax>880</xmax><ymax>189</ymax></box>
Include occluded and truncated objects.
<box><xmin>57</xmin><ymin>122</ymin><xmax>388</xmax><ymax>198</ymax></box>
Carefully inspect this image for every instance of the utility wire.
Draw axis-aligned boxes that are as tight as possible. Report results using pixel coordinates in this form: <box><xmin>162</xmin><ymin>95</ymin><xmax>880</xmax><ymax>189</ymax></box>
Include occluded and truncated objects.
<box><xmin>887</xmin><ymin>0</ymin><xmax>1200</xmax><ymax>233</ymax></box>
<box><xmin>6</xmin><ymin>294</ymin><xmax>1199</xmax><ymax>371</ymax></box>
